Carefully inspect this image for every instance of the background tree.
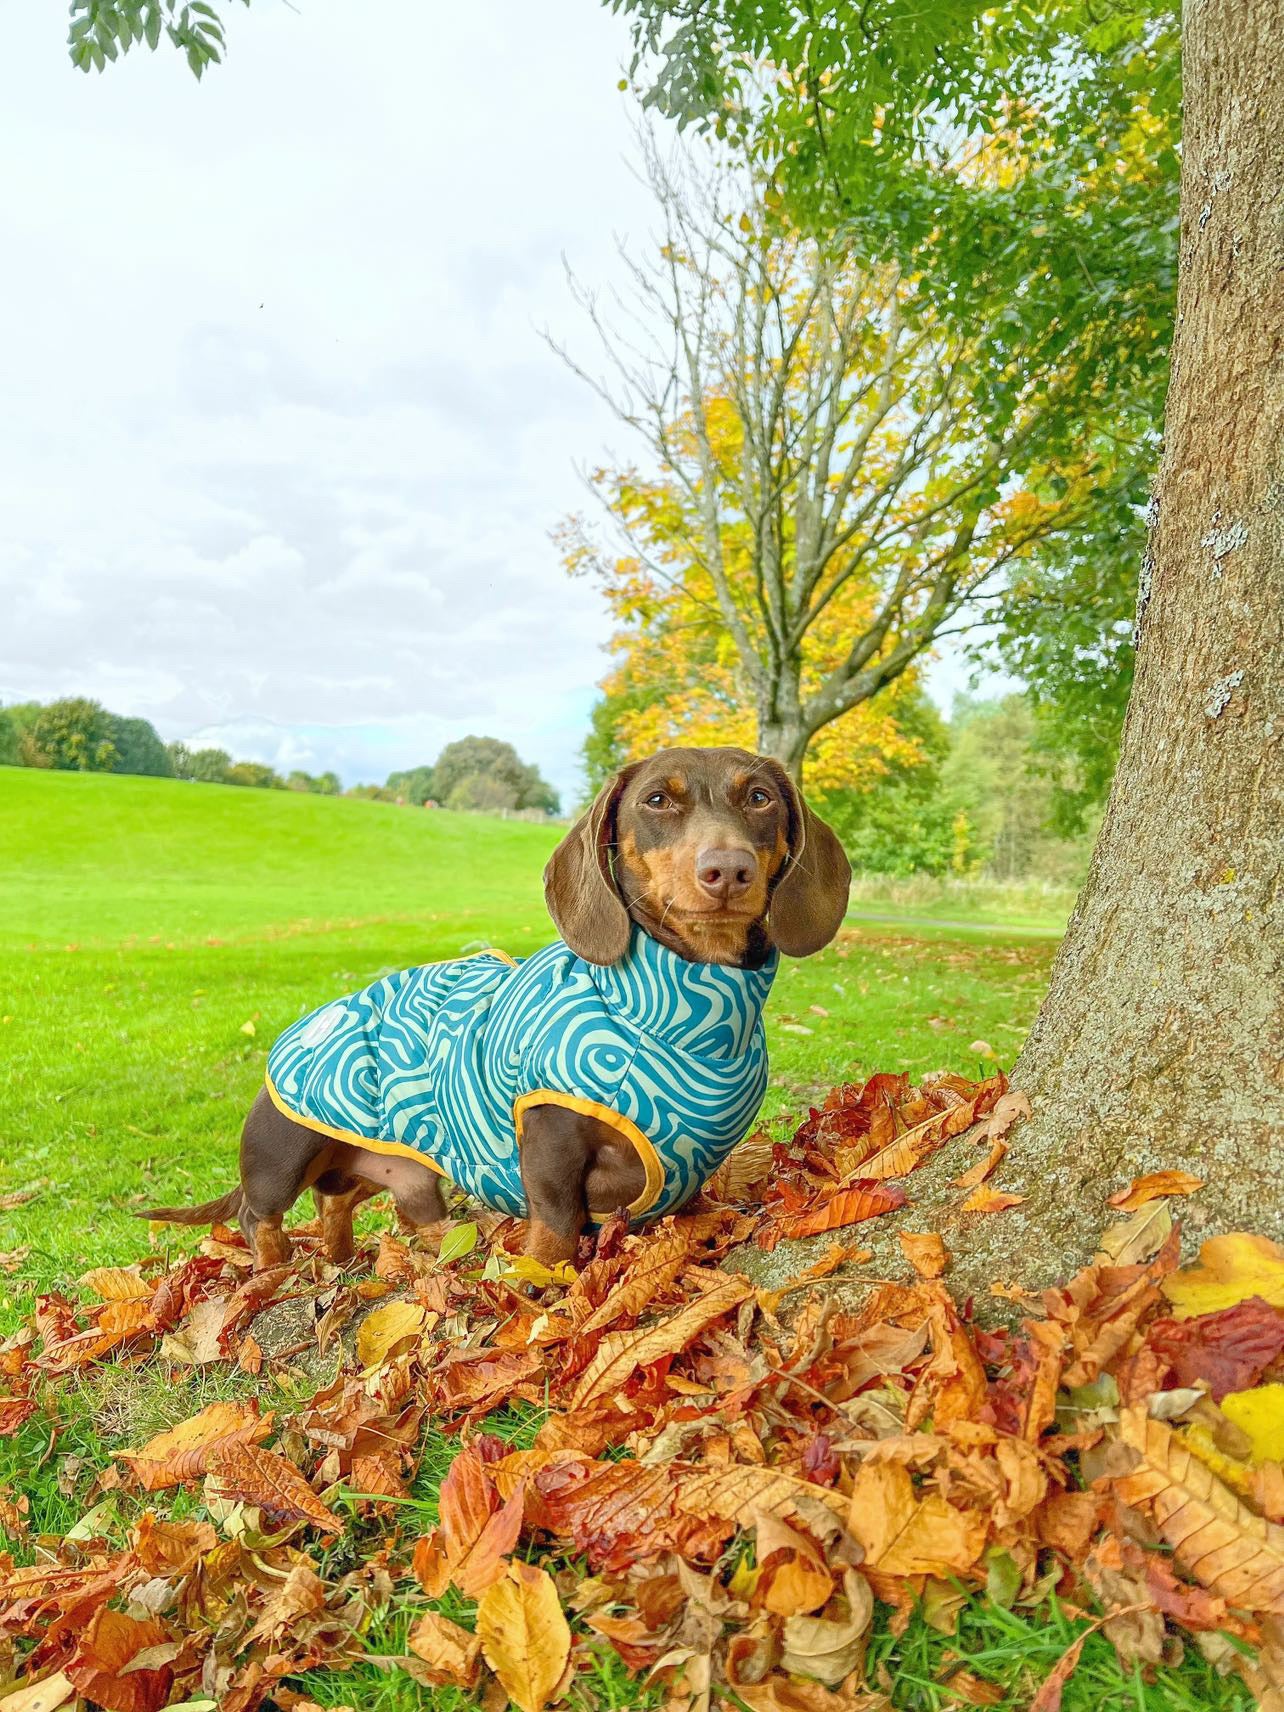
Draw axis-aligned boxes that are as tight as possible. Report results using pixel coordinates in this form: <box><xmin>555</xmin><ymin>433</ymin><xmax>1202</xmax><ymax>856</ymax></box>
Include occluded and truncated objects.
<box><xmin>385</xmin><ymin>765</ymin><xmax>439</xmax><ymax>807</ymax></box>
<box><xmin>109</xmin><ymin>715</ymin><xmax>173</xmax><ymax>778</ymax></box>
<box><xmin>0</xmin><ymin>708</ymin><xmax>19</xmax><ymax>768</ymax></box>
<box><xmin>27</xmin><ymin>698</ymin><xmax>118</xmax><ymax>772</ymax></box>
<box><xmin>225</xmin><ymin>760</ymin><xmax>282</xmax><ymax>790</ymax></box>
<box><xmin>425</xmin><ymin>737</ymin><xmax>559</xmax><ymax>815</ymax></box>
<box><xmin>559</xmin><ymin>137</ymin><xmax>1157</xmax><ymax>781</ymax></box>
<box><xmin>189</xmin><ymin>747</ymin><xmax>232</xmax><ymax>784</ymax></box>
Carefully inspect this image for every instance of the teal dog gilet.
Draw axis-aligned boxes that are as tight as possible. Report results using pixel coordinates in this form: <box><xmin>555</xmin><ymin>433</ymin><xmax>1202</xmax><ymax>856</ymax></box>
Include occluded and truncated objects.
<box><xmin>265</xmin><ymin>927</ymin><xmax>778</xmax><ymax>1220</ymax></box>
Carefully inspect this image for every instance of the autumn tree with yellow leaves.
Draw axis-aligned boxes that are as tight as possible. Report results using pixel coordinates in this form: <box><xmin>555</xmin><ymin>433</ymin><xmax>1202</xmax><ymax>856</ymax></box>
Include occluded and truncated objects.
<box><xmin>557</xmin><ymin>137</ymin><xmax>1149</xmax><ymax>789</ymax></box>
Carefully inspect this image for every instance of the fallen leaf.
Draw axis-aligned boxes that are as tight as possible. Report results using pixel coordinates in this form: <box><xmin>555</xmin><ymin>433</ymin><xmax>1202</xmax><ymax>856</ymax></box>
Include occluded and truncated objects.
<box><xmin>356</xmin><ymin>1298</ymin><xmax>428</xmax><ymax>1367</ymax></box>
<box><xmin>408</xmin><ymin>1610</ymin><xmax>482</xmax><ymax>1687</ymax></box>
<box><xmin>847</xmin><ymin>1462</ymin><xmax>986</xmax><ymax>1578</ymax></box>
<box><xmin>120</xmin><ymin>1400</ymin><xmax>273</xmax><ymax>1490</ymax></box>
<box><xmin>1096</xmin><ymin>1201</ymin><xmax>1172</xmax><ymax>1266</ymax></box>
<box><xmin>570</xmin><ymin>1274</ymin><xmax>749</xmax><ymax>1406</ymax></box>
<box><xmin>0</xmin><ymin>1674</ymin><xmax>76</xmax><ymax>1712</ymax></box>
<box><xmin>961</xmin><ymin>1186</ymin><xmax>1027</xmax><ymax>1215</ymax></box>
<box><xmin>779</xmin><ymin>1569</ymin><xmax>874</xmax><ymax>1684</ymax></box>
<box><xmin>952</xmin><ymin>1141</ymin><xmax>1007</xmax><ymax>1190</ymax></box>
<box><xmin>1115</xmin><ymin>1406</ymin><xmax>1284</xmax><ymax>1612</ymax></box>
<box><xmin>78</xmin><ymin>1267</ymin><xmax>151</xmax><ymax>1302</ymax></box>
<box><xmin>1221</xmin><ymin>1385</ymin><xmax>1284</xmax><ymax>1466</ymax></box>
<box><xmin>159</xmin><ymin>1295</ymin><xmax>228</xmax><ymax>1365</ymax></box>
<box><xmin>1164</xmin><ymin>1233</ymin><xmax>1284</xmax><ymax>1318</ymax></box>
<box><xmin>758</xmin><ymin>1183</ymin><xmax>907</xmax><ymax>1251</ymax></box>
<box><xmin>476</xmin><ymin>1560</ymin><xmax>571</xmax><ymax>1712</ymax></box>
<box><xmin>899</xmin><ymin>1232</ymin><xmax>948</xmax><ymax>1280</ymax></box>
<box><xmin>67</xmin><ymin>1608</ymin><xmax>172</xmax><ymax>1712</ymax></box>
<box><xmin>1108</xmin><ymin>1171</ymin><xmax>1204</xmax><ymax>1210</ymax></box>
<box><xmin>1147</xmin><ymin>1296</ymin><xmax>1284</xmax><ymax>1399</ymax></box>
<box><xmin>0</xmin><ymin>1397</ymin><xmax>38</xmax><ymax>1437</ymax></box>
<box><xmin>206</xmin><ymin>1441</ymin><xmax>342</xmax><ymax>1534</ymax></box>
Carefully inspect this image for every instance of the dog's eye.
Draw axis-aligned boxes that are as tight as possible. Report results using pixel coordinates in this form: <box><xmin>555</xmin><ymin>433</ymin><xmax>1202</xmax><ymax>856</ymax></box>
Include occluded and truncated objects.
<box><xmin>748</xmin><ymin>788</ymin><xmax>773</xmax><ymax>807</ymax></box>
<box><xmin>643</xmin><ymin>791</ymin><xmax>672</xmax><ymax>810</ymax></box>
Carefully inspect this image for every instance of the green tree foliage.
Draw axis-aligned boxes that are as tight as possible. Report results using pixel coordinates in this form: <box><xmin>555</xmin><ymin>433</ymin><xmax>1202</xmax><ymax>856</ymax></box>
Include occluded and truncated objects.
<box><xmin>0</xmin><ymin>708</ymin><xmax>20</xmax><ymax>767</ymax></box>
<box><xmin>109</xmin><ymin>715</ymin><xmax>173</xmax><ymax>778</ymax></box>
<box><xmin>614</xmin><ymin>0</ymin><xmax>1178</xmax><ymax>810</ymax></box>
<box><xmin>398</xmin><ymin>737</ymin><xmax>559</xmax><ymax>816</ymax></box>
<box><xmin>67</xmin><ymin>0</ymin><xmax>244</xmax><ymax>77</ymax></box>
<box><xmin>27</xmin><ymin>698</ymin><xmax>119</xmax><ymax>773</ymax></box>
<box><xmin>225</xmin><ymin>760</ymin><xmax>283</xmax><ymax>790</ymax></box>
<box><xmin>188</xmin><ymin>747</ymin><xmax>233</xmax><ymax>784</ymax></box>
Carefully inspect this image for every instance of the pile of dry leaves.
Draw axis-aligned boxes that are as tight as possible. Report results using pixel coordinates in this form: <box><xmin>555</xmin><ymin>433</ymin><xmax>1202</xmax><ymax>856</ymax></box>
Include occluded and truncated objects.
<box><xmin>3</xmin><ymin>1069</ymin><xmax>1284</xmax><ymax>1712</ymax></box>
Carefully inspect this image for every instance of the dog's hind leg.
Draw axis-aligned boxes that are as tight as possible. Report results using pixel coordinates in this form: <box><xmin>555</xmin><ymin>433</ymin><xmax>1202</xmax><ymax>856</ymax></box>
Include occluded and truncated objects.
<box><xmin>239</xmin><ymin>1087</ymin><xmax>331</xmax><ymax>1269</ymax></box>
<box><xmin>312</xmin><ymin>1172</ymin><xmax>380</xmax><ymax>1263</ymax></box>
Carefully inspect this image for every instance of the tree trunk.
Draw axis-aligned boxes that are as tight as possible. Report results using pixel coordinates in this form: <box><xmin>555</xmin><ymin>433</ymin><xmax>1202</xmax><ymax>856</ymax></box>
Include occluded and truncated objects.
<box><xmin>996</xmin><ymin>0</ymin><xmax>1284</xmax><ymax>1283</ymax></box>
<box><xmin>758</xmin><ymin>720</ymin><xmax>808</xmax><ymax>781</ymax></box>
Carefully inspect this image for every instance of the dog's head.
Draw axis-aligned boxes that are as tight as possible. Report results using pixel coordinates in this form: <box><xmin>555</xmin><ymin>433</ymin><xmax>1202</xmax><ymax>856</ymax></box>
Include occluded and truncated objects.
<box><xmin>544</xmin><ymin>746</ymin><xmax>851</xmax><ymax>967</ymax></box>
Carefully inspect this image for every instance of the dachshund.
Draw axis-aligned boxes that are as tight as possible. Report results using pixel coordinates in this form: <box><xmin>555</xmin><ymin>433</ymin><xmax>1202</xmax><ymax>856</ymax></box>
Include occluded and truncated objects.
<box><xmin>142</xmin><ymin>747</ymin><xmax>851</xmax><ymax>1269</ymax></box>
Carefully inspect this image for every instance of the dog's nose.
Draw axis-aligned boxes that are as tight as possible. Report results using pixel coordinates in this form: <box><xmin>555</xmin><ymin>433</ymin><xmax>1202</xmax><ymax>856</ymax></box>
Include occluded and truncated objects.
<box><xmin>695</xmin><ymin>846</ymin><xmax>756</xmax><ymax>904</ymax></box>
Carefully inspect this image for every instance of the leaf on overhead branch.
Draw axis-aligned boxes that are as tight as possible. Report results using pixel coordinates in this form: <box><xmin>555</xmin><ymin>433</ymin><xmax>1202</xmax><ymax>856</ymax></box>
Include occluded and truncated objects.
<box><xmin>757</xmin><ymin>1182</ymin><xmax>907</xmax><ymax>1251</ymax></box>
<box><xmin>899</xmin><ymin>1231</ymin><xmax>948</xmax><ymax>1279</ymax></box>
<box><xmin>1108</xmin><ymin>1170</ymin><xmax>1204</xmax><ymax>1210</ymax></box>
<box><xmin>119</xmin><ymin>1399</ymin><xmax>273</xmax><ymax>1490</ymax></box>
<box><xmin>476</xmin><ymin>1560</ymin><xmax>571</xmax><ymax>1712</ymax></box>
<box><xmin>1163</xmin><ymin>1233</ymin><xmax>1284</xmax><ymax>1319</ymax></box>
<box><xmin>206</xmin><ymin>1442</ymin><xmax>342</xmax><ymax>1535</ymax></box>
<box><xmin>1115</xmin><ymin>1406</ymin><xmax>1284</xmax><ymax>1612</ymax></box>
<box><xmin>570</xmin><ymin>1273</ymin><xmax>749</xmax><ymax>1406</ymax></box>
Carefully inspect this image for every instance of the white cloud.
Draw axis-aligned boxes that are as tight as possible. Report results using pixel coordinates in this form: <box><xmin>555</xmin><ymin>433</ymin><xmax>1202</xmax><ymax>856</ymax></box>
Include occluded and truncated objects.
<box><xmin>0</xmin><ymin>0</ymin><xmax>658</xmax><ymax>805</ymax></box>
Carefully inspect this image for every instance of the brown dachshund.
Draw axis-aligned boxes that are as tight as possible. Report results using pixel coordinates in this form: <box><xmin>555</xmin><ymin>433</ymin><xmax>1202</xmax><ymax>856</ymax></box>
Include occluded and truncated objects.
<box><xmin>142</xmin><ymin>747</ymin><xmax>850</xmax><ymax>1268</ymax></box>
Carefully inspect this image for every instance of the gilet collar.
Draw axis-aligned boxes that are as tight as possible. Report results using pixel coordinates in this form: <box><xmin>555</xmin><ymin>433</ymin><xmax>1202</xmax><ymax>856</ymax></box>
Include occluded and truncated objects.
<box><xmin>588</xmin><ymin>925</ymin><xmax>777</xmax><ymax>1060</ymax></box>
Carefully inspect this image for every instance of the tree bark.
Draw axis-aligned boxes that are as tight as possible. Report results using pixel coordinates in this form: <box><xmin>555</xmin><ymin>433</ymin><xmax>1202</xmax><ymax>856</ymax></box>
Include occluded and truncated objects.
<box><xmin>996</xmin><ymin>0</ymin><xmax>1284</xmax><ymax>1282</ymax></box>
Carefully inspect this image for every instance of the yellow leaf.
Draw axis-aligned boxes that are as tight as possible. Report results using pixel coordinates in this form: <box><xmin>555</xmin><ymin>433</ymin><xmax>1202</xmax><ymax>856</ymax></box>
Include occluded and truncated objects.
<box><xmin>0</xmin><ymin>1672</ymin><xmax>76</xmax><ymax>1712</ymax></box>
<box><xmin>476</xmin><ymin>1560</ymin><xmax>571</xmax><ymax>1712</ymax></box>
<box><xmin>356</xmin><ymin>1298</ymin><xmax>428</xmax><ymax>1368</ymax></box>
<box><xmin>1163</xmin><ymin>1233</ymin><xmax>1284</xmax><ymax>1318</ymax></box>
<box><xmin>847</xmin><ymin>1461</ymin><xmax>986</xmax><ymax>1578</ymax></box>
<box><xmin>1115</xmin><ymin>1406</ymin><xmax>1284</xmax><ymax>1612</ymax></box>
<box><xmin>119</xmin><ymin>1399</ymin><xmax>274</xmax><ymax>1491</ymax></box>
<box><xmin>504</xmin><ymin>1254</ymin><xmax>576</xmax><ymax>1290</ymax></box>
<box><xmin>240</xmin><ymin>1019</ymin><xmax>256</xmax><ymax>1036</ymax></box>
<box><xmin>1222</xmin><ymin>1385</ymin><xmax>1284</xmax><ymax>1466</ymax></box>
<box><xmin>78</xmin><ymin>1267</ymin><xmax>150</xmax><ymax>1302</ymax></box>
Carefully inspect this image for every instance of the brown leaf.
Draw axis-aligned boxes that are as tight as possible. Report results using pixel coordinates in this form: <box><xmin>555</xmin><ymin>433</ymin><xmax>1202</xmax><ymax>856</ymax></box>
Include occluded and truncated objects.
<box><xmin>131</xmin><ymin>1512</ymin><xmax>217</xmax><ymax>1575</ymax></box>
<box><xmin>951</xmin><ymin>1141</ymin><xmax>1007</xmax><ymax>1191</ymax></box>
<box><xmin>575</xmin><ymin>1232</ymin><xmax>692</xmax><ymax>1337</ymax></box>
<box><xmin>0</xmin><ymin>1397</ymin><xmax>38</xmax><ymax>1437</ymax></box>
<box><xmin>408</xmin><ymin>1611</ymin><xmax>482</xmax><ymax>1688</ymax></box>
<box><xmin>120</xmin><ymin>1399</ymin><xmax>273</xmax><ymax>1490</ymax></box>
<box><xmin>158</xmin><ymin>1295</ymin><xmax>228</xmax><ymax>1365</ymax></box>
<box><xmin>1114</xmin><ymin>1406</ymin><xmax>1284</xmax><ymax>1612</ymax></box>
<box><xmin>899</xmin><ymin>1232</ymin><xmax>948</xmax><ymax>1280</ymax></box>
<box><xmin>1147</xmin><ymin>1297</ymin><xmax>1284</xmax><ymax>1400</ymax></box>
<box><xmin>476</xmin><ymin>1560</ymin><xmax>571</xmax><ymax>1712</ymax></box>
<box><xmin>758</xmin><ymin>1183</ymin><xmax>907</xmax><ymax>1251</ymax></box>
<box><xmin>206</xmin><ymin>1442</ymin><xmax>342</xmax><ymax>1534</ymax></box>
<box><xmin>79</xmin><ymin>1267</ymin><xmax>151</xmax><ymax>1302</ymax></box>
<box><xmin>66</xmin><ymin>1609</ymin><xmax>172</xmax><ymax>1712</ymax></box>
<box><xmin>1097</xmin><ymin>1202</ymin><xmax>1173</xmax><ymax>1266</ymax></box>
<box><xmin>570</xmin><ymin>1274</ymin><xmax>750</xmax><ymax>1406</ymax></box>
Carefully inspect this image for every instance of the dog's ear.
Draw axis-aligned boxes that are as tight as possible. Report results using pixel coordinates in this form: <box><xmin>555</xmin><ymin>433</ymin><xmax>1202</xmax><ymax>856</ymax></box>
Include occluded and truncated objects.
<box><xmin>544</xmin><ymin>768</ymin><xmax>635</xmax><ymax>965</ymax></box>
<box><xmin>763</xmin><ymin>762</ymin><xmax>851</xmax><ymax>958</ymax></box>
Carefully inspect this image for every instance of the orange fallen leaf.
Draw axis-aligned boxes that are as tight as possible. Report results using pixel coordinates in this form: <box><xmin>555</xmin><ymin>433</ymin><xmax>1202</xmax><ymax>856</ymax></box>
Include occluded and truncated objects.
<box><xmin>408</xmin><ymin>1610</ymin><xmax>482</xmax><ymax>1687</ymax></box>
<box><xmin>78</xmin><ymin>1267</ymin><xmax>151</xmax><ymax>1303</ymax></box>
<box><xmin>119</xmin><ymin>1399</ymin><xmax>274</xmax><ymax>1490</ymax></box>
<box><xmin>206</xmin><ymin>1441</ymin><xmax>342</xmax><ymax>1535</ymax></box>
<box><xmin>571</xmin><ymin>1273</ymin><xmax>749</xmax><ymax>1407</ymax></box>
<box><xmin>899</xmin><ymin>1231</ymin><xmax>949</xmax><ymax>1279</ymax></box>
<box><xmin>476</xmin><ymin>1560</ymin><xmax>571</xmax><ymax>1712</ymax></box>
<box><xmin>952</xmin><ymin>1140</ymin><xmax>1007</xmax><ymax>1190</ymax></box>
<box><xmin>847</xmin><ymin>1461</ymin><xmax>987</xmax><ymax>1578</ymax></box>
<box><xmin>758</xmin><ymin>1182</ymin><xmax>908</xmax><ymax>1251</ymax></box>
<box><xmin>961</xmin><ymin>1186</ymin><xmax>1027</xmax><ymax>1215</ymax></box>
<box><xmin>66</xmin><ymin>1608</ymin><xmax>172</xmax><ymax>1712</ymax></box>
<box><xmin>1108</xmin><ymin>1171</ymin><xmax>1204</xmax><ymax>1211</ymax></box>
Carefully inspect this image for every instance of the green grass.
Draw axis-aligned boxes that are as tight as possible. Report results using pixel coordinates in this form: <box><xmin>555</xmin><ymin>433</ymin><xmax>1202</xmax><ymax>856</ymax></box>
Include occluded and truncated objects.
<box><xmin>847</xmin><ymin>869</ymin><xmax>1079</xmax><ymax>934</ymax></box>
<box><xmin>0</xmin><ymin>766</ymin><xmax>1246</xmax><ymax>1712</ymax></box>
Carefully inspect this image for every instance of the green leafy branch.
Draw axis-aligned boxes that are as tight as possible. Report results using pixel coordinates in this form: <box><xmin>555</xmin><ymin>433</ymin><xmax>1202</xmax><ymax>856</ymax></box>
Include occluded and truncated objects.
<box><xmin>67</xmin><ymin>0</ymin><xmax>248</xmax><ymax>78</ymax></box>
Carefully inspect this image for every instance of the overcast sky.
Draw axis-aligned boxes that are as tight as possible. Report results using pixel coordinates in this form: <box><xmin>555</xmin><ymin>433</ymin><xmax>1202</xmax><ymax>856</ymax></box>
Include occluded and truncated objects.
<box><xmin>2</xmin><ymin>2</ymin><xmax>984</xmax><ymax>807</ymax></box>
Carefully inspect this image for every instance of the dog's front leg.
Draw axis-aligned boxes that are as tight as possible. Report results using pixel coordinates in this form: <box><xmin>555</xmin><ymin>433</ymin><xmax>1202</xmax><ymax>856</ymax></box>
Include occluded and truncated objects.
<box><xmin>517</xmin><ymin>1102</ymin><xmax>593</xmax><ymax>1267</ymax></box>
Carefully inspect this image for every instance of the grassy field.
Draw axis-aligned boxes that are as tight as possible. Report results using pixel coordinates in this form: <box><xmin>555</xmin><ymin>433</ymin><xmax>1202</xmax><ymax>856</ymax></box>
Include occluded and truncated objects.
<box><xmin>0</xmin><ymin>767</ymin><xmax>1248</xmax><ymax>1712</ymax></box>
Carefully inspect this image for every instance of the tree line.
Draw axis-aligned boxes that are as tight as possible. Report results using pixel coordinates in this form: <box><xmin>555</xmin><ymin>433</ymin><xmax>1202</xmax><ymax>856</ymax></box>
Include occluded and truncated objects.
<box><xmin>0</xmin><ymin>699</ymin><xmax>558</xmax><ymax>815</ymax></box>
